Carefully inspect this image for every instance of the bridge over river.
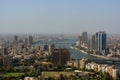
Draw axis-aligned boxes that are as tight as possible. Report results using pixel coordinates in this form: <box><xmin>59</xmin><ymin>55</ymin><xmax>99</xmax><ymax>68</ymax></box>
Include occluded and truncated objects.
<box><xmin>35</xmin><ymin>38</ymin><xmax>120</xmax><ymax>70</ymax></box>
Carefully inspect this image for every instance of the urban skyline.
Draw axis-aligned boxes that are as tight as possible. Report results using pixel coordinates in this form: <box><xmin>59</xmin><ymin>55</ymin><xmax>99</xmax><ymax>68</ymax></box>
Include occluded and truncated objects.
<box><xmin>0</xmin><ymin>0</ymin><xmax>120</xmax><ymax>34</ymax></box>
<box><xmin>0</xmin><ymin>0</ymin><xmax>120</xmax><ymax>80</ymax></box>
<box><xmin>0</xmin><ymin>31</ymin><xmax>120</xmax><ymax>79</ymax></box>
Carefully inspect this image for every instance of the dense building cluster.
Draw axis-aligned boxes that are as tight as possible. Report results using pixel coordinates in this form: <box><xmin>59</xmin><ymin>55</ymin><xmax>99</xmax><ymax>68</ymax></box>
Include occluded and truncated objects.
<box><xmin>76</xmin><ymin>31</ymin><xmax>107</xmax><ymax>55</ymax></box>
<box><xmin>75</xmin><ymin>31</ymin><xmax>120</xmax><ymax>58</ymax></box>
<box><xmin>67</xmin><ymin>58</ymin><xmax>119</xmax><ymax>79</ymax></box>
<box><xmin>0</xmin><ymin>35</ymin><xmax>70</xmax><ymax>69</ymax></box>
<box><xmin>0</xmin><ymin>34</ymin><xmax>119</xmax><ymax>80</ymax></box>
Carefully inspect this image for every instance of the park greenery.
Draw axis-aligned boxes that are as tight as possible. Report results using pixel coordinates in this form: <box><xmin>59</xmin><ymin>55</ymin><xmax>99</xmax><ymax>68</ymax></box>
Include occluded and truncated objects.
<box><xmin>0</xmin><ymin>58</ymin><xmax>118</xmax><ymax>80</ymax></box>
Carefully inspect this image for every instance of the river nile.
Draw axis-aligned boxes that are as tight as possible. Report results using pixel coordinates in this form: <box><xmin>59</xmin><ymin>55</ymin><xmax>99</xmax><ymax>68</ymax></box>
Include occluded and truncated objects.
<box><xmin>35</xmin><ymin>38</ymin><xmax>120</xmax><ymax>71</ymax></box>
<box><xmin>35</xmin><ymin>39</ymin><xmax>94</xmax><ymax>59</ymax></box>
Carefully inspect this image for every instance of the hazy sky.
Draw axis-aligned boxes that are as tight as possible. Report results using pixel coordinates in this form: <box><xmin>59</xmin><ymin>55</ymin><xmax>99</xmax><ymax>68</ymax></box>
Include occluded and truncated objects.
<box><xmin>0</xmin><ymin>0</ymin><xmax>120</xmax><ymax>34</ymax></box>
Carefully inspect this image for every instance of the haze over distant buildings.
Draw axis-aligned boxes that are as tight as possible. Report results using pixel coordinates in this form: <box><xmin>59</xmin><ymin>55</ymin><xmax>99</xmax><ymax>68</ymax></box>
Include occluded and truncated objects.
<box><xmin>0</xmin><ymin>0</ymin><xmax>120</xmax><ymax>34</ymax></box>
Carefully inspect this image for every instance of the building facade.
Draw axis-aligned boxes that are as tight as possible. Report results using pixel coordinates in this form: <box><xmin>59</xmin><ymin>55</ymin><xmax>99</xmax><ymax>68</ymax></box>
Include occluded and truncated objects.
<box><xmin>95</xmin><ymin>31</ymin><xmax>106</xmax><ymax>55</ymax></box>
<box><xmin>82</xmin><ymin>32</ymin><xmax>88</xmax><ymax>44</ymax></box>
<box><xmin>51</xmin><ymin>48</ymin><xmax>70</xmax><ymax>65</ymax></box>
<box><xmin>90</xmin><ymin>35</ymin><xmax>95</xmax><ymax>51</ymax></box>
<box><xmin>27</xmin><ymin>35</ymin><xmax>33</xmax><ymax>46</ymax></box>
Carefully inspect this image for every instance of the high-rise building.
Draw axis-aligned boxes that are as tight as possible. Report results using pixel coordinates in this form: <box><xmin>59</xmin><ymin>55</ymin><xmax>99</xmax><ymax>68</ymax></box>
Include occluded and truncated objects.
<box><xmin>95</xmin><ymin>31</ymin><xmax>106</xmax><ymax>55</ymax></box>
<box><xmin>14</xmin><ymin>35</ymin><xmax>18</xmax><ymax>43</ymax></box>
<box><xmin>51</xmin><ymin>48</ymin><xmax>70</xmax><ymax>65</ymax></box>
<box><xmin>42</xmin><ymin>45</ymin><xmax>49</xmax><ymax>51</ymax></box>
<box><xmin>77</xmin><ymin>36</ymin><xmax>82</xmax><ymax>48</ymax></box>
<box><xmin>88</xmin><ymin>39</ymin><xmax>91</xmax><ymax>51</ymax></box>
<box><xmin>49</xmin><ymin>44</ymin><xmax>55</xmax><ymax>55</ymax></box>
<box><xmin>0</xmin><ymin>47</ymin><xmax>8</xmax><ymax>56</ymax></box>
<box><xmin>27</xmin><ymin>35</ymin><xmax>33</xmax><ymax>46</ymax></box>
<box><xmin>90</xmin><ymin>35</ymin><xmax>95</xmax><ymax>51</ymax></box>
<box><xmin>82</xmin><ymin>32</ymin><xmax>87</xmax><ymax>44</ymax></box>
<box><xmin>95</xmin><ymin>33</ymin><xmax>98</xmax><ymax>53</ymax></box>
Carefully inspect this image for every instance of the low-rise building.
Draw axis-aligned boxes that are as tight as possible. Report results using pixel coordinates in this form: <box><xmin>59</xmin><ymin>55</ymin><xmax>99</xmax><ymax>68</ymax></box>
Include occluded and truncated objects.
<box><xmin>79</xmin><ymin>58</ymin><xmax>87</xmax><ymax>69</ymax></box>
<box><xmin>24</xmin><ymin>77</ymin><xmax>37</xmax><ymax>80</ymax></box>
<box><xmin>85</xmin><ymin>62</ymin><xmax>119</xmax><ymax>79</ymax></box>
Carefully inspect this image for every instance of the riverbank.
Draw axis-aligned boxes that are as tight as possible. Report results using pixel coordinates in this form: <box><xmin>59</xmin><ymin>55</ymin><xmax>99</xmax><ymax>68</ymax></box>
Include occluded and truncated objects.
<box><xmin>70</xmin><ymin>45</ymin><xmax>115</xmax><ymax>60</ymax></box>
<box><xmin>70</xmin><ymin>45</ymin><xmax>120</xmax><ymax>61</ymax></box>
<box><xmin>90</xmin><ymin>54</ymin><xmax>109</xmax><ymax>59</ymax></box>
<box><xmin>80</xmin><ymin>50</ymin><xmax>88</xmax><ymax>54</ymax></box>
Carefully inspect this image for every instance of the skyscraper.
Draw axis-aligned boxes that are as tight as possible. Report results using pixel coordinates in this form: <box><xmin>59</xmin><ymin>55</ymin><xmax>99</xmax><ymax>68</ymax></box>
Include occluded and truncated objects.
<box><xmin>76</xmin><ymin>36</ymin><xmax>82</xmax><ymax>48</ymax></box>
<box><xmin>95</xmin><ymin>31</ymin><xmax>106</xmax><ymax>55</ymax></box>
<box><xmin>90</xmin><ymin>35</ymin><xmax>95</xmax><ymax>51</ymax></box>
<box><xmin>27</xmin><ymin>35</ymin><xmax>33</xmax><ymax>46</ymax></box>
<box><xmin>82</xmin><ymin>32</ymin><xmax>87</xmax><ymax>44</ymax></box>
<box><xmin>14</xmin><ymin>35</ymin><xmax>18</xmax><ymax>43</ymax></box>
<box><xmin>0</xmin><ymin>47</ymin><xmax>8</xmax><ymax>56</ymax></box>
<box><xmin>49</xmin><ymin>44</ymin><xmax>55</xmax><ymax>55</ymax></box>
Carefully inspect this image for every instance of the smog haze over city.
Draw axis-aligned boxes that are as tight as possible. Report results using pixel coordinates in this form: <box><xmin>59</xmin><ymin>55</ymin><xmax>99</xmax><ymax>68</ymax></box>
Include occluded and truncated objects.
<box><xmin>0</xmin><ymin>0</ymin><xmax>120</xmax><ymax>80</ymax></box>
<box><xmin>0</xmin><ymin>0</ymin><xmax>120</xmax><ymax>34</ymax></box>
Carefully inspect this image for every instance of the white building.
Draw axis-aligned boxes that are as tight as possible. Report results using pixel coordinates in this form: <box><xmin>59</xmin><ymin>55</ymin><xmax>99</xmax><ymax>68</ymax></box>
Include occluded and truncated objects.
<box><xmin>24</xmin><ymin>77</ymin><xmax>37</xmax><ymax>80</ymax></box>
